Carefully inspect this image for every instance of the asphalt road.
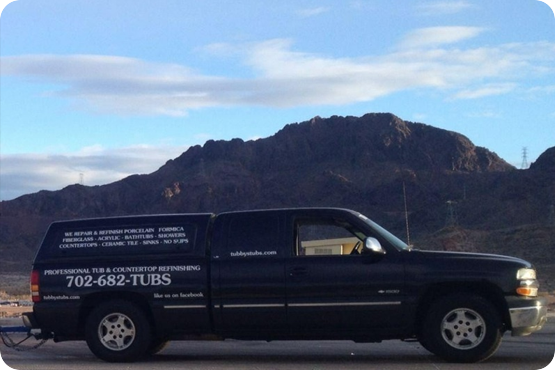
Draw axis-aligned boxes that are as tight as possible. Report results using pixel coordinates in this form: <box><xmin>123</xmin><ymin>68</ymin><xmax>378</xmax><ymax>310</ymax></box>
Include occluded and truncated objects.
<box><xmin>1</xmin><ymin>319</ymin><xmax>554</xmax><ymax>370</ymax></box>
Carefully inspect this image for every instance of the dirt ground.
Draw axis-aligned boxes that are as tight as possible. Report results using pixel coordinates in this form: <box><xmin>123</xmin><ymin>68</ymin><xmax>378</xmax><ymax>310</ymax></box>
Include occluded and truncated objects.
<box><xmin>546</xmin><ymin>294</ymin><xmax>555</xmax><ymax>309</ymax></box>
<box><xmin>0</xmin><ymin>306</ymin><xmax>32</xmax><ymax>319</ymax></box>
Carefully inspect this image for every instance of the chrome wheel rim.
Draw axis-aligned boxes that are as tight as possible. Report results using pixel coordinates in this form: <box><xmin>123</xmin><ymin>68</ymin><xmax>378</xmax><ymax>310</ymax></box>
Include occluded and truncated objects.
<box><xmin>441</xmin><ymin>308</ymin><xmax>486</xmax><ymax>350</ymax></box>
<box><xmin>97</xmin><ymin>312</ymin><xmax>136</xmax><ymax>351</ymax></box>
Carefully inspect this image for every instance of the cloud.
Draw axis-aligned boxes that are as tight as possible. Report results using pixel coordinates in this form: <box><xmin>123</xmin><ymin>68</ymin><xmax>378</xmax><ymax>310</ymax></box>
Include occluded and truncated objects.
<box><xmin>527</xmin><ymin>85</ymin><xmax>555</xmax><ymax>95</ymax></box>
<box><xmin>416</xmin><ymin>1</ymin><xmax>475</xmax><ymax>15</ymax></box>
<box><xmin>452</xmin><ymin>83</ymin><xmax>517</xmax><ymax>99</ymax></box>
<box><xmin>349</xmin><ymin>1</ymin><xmax>375</xmax><ymax>11</ymax></box>
<box><xmin>0</xmin><ymin>145</ymin><xmax>187</xmax><ymax>200</ymax></box>
<box><xmin>396</xmin><ymin>26</ymin><xmax>485</xmax><ymax>49</ymax></box>
<box><xmin>466</xmin><ymin>109</ymin><xmax>502</xmax><ymax>119</ymax></box>
<box><xmin>1</xmin><ymin>30</ymin><xmax>555</xmax><ymax>116</ymax></box>
<box><xmin>412</xmin><ymin>113</ymin><xmax>428</xmax><ymax>121</ymax></box>
<box><xmin>1</xmin><ymin>54</ymin><xmax>226</xmax><ymax>117</ymax></box>
<box><xmin>295</xmin><ymin>6</ymin><xmax>330</xmax><ymax>18</ymax></box>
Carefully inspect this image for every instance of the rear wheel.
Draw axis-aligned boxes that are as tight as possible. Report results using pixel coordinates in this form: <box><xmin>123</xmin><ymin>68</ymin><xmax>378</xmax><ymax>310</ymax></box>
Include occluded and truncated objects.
<box><xmin>421</xmin><ymin>294</ymin><xmax>502</xmax><ymax>363</ymax></box>
<box><xmin>85</xmin><ymin>300</ymin><xmax>152</xmax><ymax>362</ymax></box>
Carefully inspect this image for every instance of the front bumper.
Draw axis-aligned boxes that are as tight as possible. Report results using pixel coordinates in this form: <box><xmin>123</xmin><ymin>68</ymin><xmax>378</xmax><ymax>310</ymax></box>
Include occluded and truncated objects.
<box><xmin>507</xmin><ymin>296</ymin><xmax>548</xmax><ymax>336</ymax></box>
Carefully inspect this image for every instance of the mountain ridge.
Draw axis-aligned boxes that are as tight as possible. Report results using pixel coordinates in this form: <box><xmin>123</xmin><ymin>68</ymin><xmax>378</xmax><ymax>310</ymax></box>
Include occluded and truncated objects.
<box><xmin>1</xmin><ymin>112</ymin><xmax>554</xmax><ymax>292</ymax></box>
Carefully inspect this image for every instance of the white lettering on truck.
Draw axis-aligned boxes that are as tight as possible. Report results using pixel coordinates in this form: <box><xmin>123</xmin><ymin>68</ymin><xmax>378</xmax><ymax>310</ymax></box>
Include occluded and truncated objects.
<box><xmin>65</xmin><ymin>273</ymin><xmax>172</xmax><ymax>288</ymax></box>
<box><xmin>49</xmin><ymin>265</ymin><xmax>202</xmax><ymax>289</ymax></box>
<box><xmin>57</xmin><ymin>225</ymin><xmax>191</xmax><ymax>250</ymax></box>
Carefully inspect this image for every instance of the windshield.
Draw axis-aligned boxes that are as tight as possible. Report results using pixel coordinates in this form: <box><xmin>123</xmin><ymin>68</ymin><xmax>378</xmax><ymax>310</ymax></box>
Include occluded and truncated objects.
<box><xmin>356</xmin><ymin>212</ymin><xmax>410</xmax><ymax>251</ymax></box>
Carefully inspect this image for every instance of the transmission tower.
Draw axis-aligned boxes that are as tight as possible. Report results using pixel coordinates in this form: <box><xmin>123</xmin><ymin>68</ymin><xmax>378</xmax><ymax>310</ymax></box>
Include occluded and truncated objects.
<box><xmin>521</xmin><ymin>147</ymin><xmax>529</xmax><ymax>169</ymax></box>
<box><xmin>79</xmin><ymin>173</ymin><xmax>85</xmax><ymax>185</ymax></box>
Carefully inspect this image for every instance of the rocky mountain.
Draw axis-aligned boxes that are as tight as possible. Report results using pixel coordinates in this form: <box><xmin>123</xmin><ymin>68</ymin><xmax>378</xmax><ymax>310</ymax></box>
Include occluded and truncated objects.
<box><xmin>1</xmin><ymin>113</ymin><xmax>554</xmax><ymax>293</ymax></box>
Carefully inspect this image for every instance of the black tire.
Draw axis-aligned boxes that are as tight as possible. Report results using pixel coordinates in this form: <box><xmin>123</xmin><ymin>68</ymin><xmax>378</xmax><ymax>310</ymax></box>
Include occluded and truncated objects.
<box><xmin>148</xmin><ymin>339</ymin><xmax>169</xmax><ymax>355</ymax></box>
<box><xmin>421</xmin><ymin>294</ymin><xmax>502</xmax><ymax>363</ymax></box>
<box><xmin>85</xmin><ymin>300</ymin><xmax>152</xmax><ymax>362</ymax></box>
<box><xmin>418</xmin><ymin>334</ymin><xmax>433</xmax><ymax>353</ymax></box>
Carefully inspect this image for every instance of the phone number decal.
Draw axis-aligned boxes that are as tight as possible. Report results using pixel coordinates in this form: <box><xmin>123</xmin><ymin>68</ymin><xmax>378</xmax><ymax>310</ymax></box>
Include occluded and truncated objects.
<box><xmin>66</xmin><ymin>273</ymin><xmax>172</xmax><ymax>288</ymax></box>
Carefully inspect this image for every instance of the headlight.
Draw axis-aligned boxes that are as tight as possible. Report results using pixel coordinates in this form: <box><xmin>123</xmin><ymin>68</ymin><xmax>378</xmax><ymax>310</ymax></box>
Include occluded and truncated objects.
<box><xmin>517</xmin><ymin>268</ymin><xmax>536</xmax><ymax>280</ymax></box>
<box><xmin>516</xmin><ymin>268</ymin><xmax>538</xmax><ymax>297</ymax></box>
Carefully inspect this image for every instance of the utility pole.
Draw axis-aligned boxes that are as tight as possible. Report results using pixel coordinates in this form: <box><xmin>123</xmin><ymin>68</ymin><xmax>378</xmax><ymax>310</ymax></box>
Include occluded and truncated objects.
<box><xmin>446</xmin><ymin>200</ymin><xmax>458</xmax><ymax>227</ymax></box>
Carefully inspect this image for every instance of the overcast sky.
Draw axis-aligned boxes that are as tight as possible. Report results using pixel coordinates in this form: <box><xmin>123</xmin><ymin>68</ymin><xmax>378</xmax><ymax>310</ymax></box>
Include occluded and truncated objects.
<box><xmin>1</xmin><ymin>0</ymin><xmax>554</xmax><ymax>201</ymax></box>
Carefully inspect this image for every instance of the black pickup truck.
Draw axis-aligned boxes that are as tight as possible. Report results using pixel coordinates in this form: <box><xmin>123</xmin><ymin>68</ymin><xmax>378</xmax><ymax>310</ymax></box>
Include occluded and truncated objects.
<box><xmin>23</xmin><ymin>208</ymin><xmax>547</xmax><ymax>363</ymax></box>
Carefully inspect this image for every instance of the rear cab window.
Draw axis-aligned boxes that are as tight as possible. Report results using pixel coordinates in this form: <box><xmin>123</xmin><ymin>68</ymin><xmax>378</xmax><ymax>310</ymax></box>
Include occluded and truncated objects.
<box><xmin>226</xmin><ymin>212</ymin><xmax>282</xmax><ymax>258</ymax></box>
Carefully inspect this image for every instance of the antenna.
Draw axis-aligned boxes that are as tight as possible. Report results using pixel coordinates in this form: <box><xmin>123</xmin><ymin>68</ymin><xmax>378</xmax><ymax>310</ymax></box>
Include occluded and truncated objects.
<box><xmin>521</xmin><ymin>147</ymin><xmax>529</xmax><ymax>169</ymax></box>
<box><xmin>79</xmin><ymin>173</ymin><xmax>85</xmax><ymax>185</ymax></box>
<box><xmin>403</xmin><ymin>181</ymin><xmax>411</xmax><ymax>246</ymax></box>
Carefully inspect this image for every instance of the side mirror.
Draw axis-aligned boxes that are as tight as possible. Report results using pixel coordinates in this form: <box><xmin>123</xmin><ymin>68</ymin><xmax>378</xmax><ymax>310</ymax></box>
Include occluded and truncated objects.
<box><xmin>364</xmin><ymin>237</ymin><xmax>386</xmax><ymax>255</ymax></box>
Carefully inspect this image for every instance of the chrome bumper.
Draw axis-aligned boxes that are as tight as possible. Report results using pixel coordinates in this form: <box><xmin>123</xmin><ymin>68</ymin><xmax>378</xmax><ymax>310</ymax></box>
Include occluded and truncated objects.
<box><xmin>509</xmin><ymin>302</ymin><xmax>548</xmax><ymax>336</ymax></box>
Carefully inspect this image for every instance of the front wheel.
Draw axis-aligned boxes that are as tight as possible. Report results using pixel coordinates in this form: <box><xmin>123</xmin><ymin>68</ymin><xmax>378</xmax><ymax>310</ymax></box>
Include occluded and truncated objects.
<box><xmin>420</xmin><ymin>294</ymin><xmax>502</xmax><ymax>363</ymax></box>
<box><xmin>85</xmin><ymin>300</ymin><xmax>152</xmax><ymax>362</ymax></box>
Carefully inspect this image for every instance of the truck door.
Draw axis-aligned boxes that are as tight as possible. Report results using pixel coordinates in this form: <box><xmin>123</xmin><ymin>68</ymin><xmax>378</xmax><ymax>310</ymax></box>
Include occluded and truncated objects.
<box><xmin>286</xmin><ymin>213</ymin><xmax>405</xmax><ymax>337</ymax></box>
<box><xmin>211</xmin><ymin>211</ymin><xmax>287</xmax><ymax>337</ymax></box>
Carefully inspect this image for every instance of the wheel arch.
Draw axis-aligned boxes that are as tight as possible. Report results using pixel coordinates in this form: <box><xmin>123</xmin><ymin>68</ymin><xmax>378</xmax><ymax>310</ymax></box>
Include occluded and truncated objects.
<box><xmin>414</xmin><ymin>281</ymin><xmax>510</xmax><ymax>336</ymax></box>
<box><xmin>78</xmin><ymin>292</ymin><xmax>155</xmax><ymax>334</ymax></box>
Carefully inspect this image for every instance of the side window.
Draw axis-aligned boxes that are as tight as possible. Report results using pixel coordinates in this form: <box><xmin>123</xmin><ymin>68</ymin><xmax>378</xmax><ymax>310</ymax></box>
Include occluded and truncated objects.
<box><xmin>227</xmin><ymin>213</ymin><xmax>280</xmax><ymax>258</ymax></box>
<box><xmin>296</xmin><ymin>219</ymin><xmax>364</xmax><ymax>256</ymax></box>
